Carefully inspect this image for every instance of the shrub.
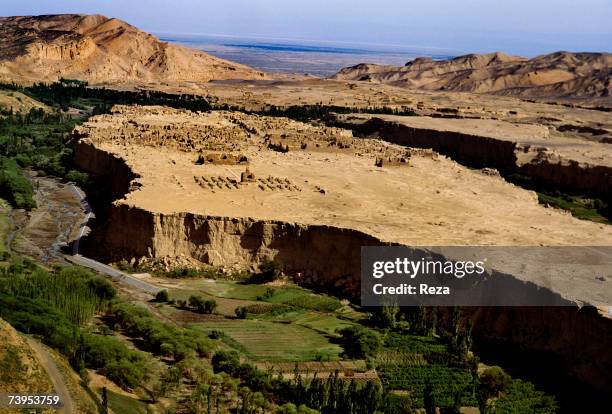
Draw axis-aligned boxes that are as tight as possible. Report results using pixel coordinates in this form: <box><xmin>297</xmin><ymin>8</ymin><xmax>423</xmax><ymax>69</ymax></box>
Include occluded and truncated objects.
<box><xmin>338</xmin><ymin>326</ymin><xmax>381</xmax><ymax>359</ymax></box>
<box><xmin>249</xmin><ymin>259</ymin><xmax>283</xmax><ymax>283</ymax></box>
<box><xmin>212</xmin><ymin>350</ymin><xmax>241</xmax><ymax>375</ymax></box>
<box><xmin>203</xmin><ymin>300</ymin><xmax>217</xmax><ymax>314</ymax></box>
<box><xmin>166</xmin><ymin>267</ymin><xmax>200</xmax><ymax>278</ymax></box>
<box><xmin>155</xmin><ymin>290</ymin><xmax>170</xmax><ymax>302</ymax></box>
<box><xmin>65</xmin><ymin>170</ymin><xmax>89</xmax><ymax>187</ymax></box>
<box><xmin>188</xmin><ymin>295</ymin><xmax>216</xmax><ymax>314</ymax></box>
<box><xmin>479</xmin><ymin>366</ymin><xmax>512</xmax><ymax>397</ymax></box>
<box><xmin>235</xmin><ymin>306</ymin><xmax>248</xmax><ymax>319</ymax></box>
<box><xmin>110</xmin><ymin>301</ymin><xmax>216</xmax><ymax>360</ymax></box>
<box><xmin>82</xmin><ymin>333</ymin><xmax>149</xmax><ymax>390</ymax></box>
<box><xmin>209</xmin><ymin>330</ymin><xmax>224</xmax><ymax>339</ymax></box>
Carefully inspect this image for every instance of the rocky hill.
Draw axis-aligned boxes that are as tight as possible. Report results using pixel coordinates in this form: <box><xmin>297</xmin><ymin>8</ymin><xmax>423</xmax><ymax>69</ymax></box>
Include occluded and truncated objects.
<box><xmin>332</xmin><ymin>52</ymin><xmax>612</xmax><ymax>106</ymax></box>
<box><xmin>0</xmin><ymin>14</ymin><xmax>266</xmax><ymax>85</ymax></box>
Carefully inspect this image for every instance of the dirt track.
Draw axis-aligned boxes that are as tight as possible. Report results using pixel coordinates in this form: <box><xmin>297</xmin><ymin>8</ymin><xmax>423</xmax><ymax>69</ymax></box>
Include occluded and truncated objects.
<box><xmin>26</xmin><ymin>338</ymin><xmax>75</xmax><ymax>414</ymax></box>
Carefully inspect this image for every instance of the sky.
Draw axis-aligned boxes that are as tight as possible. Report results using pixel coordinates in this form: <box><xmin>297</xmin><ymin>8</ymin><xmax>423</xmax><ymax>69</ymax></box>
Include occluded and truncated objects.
<box><xmin>2</xmin><ymin>0</ymin><xmax>611</xmax><ymax>56</ymax></box>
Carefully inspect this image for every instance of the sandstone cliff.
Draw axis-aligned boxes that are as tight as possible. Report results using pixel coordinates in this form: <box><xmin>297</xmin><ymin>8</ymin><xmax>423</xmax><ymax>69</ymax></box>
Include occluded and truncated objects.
<box><xmin>0</xmin><ymin>14</ymin><xmax>266</xmax><ymax>84</ymax></box>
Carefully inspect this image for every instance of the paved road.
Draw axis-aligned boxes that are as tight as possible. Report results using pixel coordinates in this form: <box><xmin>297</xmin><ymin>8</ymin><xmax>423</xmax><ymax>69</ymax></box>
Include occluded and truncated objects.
<box><xmin>26</xmin><ymin>338</ymin><xmax>75</xmax><ymax>414</ymax></box>
<box><xmin>66</xmin><ymin>254</ymin><xmax>161</xmax><ymax>295</ymax></box>
<box><xmin>65</xmin><ymin>183</ymin><xmax>161</xmax><ymax>295</ymax></box>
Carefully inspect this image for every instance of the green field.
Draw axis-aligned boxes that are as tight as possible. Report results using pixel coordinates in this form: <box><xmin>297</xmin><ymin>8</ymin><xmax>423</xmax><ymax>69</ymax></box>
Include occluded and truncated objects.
<box><xmin>261</xmin><ymin>308</ymin><xmax>356</xmax><ymax>335</ymax></box>
<box><xmin>104</xmin><ymin>389</ymin><xmax>149</xmax><ymax>414</ymax></box>
<box><xmin>190</xmin><ymin>318</ymin><xmax>343</xmax><ymax>362</ymax></box>
<box><xmin>161</xmin><ymin>279</ymin><xmax>353</xmax><ymax>362</ymax></box>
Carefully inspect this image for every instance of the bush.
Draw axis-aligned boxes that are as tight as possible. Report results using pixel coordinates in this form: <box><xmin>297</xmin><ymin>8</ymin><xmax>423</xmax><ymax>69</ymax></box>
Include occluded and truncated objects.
<box><xmin>166</xmin><ymin>267</ymin><xmax>200</xmax><ymax>278</ymax></box>
<box><xmin>212</xmin><ymin>350</ymin><xmax>241</xmax><ymax>375</ymax></box>
<box><xmin>188</xmin><ymin>295</ymin><xmax>216</xmax><ymax>314</ymax></box>
<box><xmin>155</xmin><ymin>290</ymin><xmax>170</xmax><ymax>302</ymax></box>
<box><xmin>249</xmin><ymin>259</ymin><xmax>283</xmax><ymax>283</ymax></box>
<box><xmin>339</xmin><ymin>326</ymin><xmax>381</xmax><ymax>359</ymax></box>
<box><xmin>65</xmin><ymin>170</ymin><xmax>89</xmax><ymax>187</ymax></box>
<box><xmin>209</xmin><ymin>330</ymin><xmax>224</xmax><ymax>339</ymax></box>
<box><xmin>110</xmin><ymin>301</ymin><xmax>216</xmax><ymax>360</ymax></box>
<box><xmin>235</xmin><ymin>306</ymin><xmax>248</xmax><ymax>319</ymax></box>
<box><xmin>479</xmin><ymin>366</ymin><xmax>512</xmax><ymax>397</ymax></box>
<box><xmin>276</xmin><ymin>403</ymin><xmax>319</xmax><ymax>414</ymax></box>
<box><xmin>82</xmin><ymin>333</ymin><xmax>148</xmax><ymax>390</ymax></box>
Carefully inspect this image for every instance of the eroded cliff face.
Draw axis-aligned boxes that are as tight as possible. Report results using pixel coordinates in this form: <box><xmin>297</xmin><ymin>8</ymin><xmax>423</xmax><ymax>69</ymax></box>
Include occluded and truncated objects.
<box><xmin>350</xmin><ymin>117</ymin><xmax>612</xmax><ymax>200</ymax></box>
<box><xmin>101</xmin><ymin>205</ymin><xmax>384</xmax><ymax>296</ymax></box>
<box><xmin>73</xmin><ymin>140</ymin><xmax>137</xmax><ymax>200</ymax></box>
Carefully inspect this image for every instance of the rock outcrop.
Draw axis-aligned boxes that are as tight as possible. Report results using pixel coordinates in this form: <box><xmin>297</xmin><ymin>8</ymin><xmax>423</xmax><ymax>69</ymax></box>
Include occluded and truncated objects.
<box><xmin>332</xmin><ymin>52</ymin><xmax>612</xmax><ymax>106</ymax></box>
<box><xmin>0</xmin><ymin>14</ymin><xmax>266</xmax><ymax>84</ymax></box>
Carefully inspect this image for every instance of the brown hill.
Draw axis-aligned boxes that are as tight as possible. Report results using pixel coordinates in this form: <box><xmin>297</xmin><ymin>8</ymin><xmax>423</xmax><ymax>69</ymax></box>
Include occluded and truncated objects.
<box><xmin>0</xmin><ymin>318</ymin><xmax>54</xmax><ymax>395</ymax></box>
<box><xmin>332</xmin><ymin>51</ymin><xmax>611</xmax><ymax>105</ymax></box>
<box><xmin>0</xmin><ymin>14</ymin><xmax>266</xmax><ymax>85</ymax></box>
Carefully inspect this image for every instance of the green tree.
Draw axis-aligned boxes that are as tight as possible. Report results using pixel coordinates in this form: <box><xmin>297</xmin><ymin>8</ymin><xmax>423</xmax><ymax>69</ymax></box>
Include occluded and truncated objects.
<box><xmin>423</xmin><ymin>381</ymin><xmax>436</xmax><ymax>414</ymax></box>
<box><xmin>235</xmin><ymin>306</ymin><xmax>248</xmax><ymax>319</ymax></box>
<box><xmin>338</xmin><ymin>326</ymin><xmax>381</xmax><ymax>359</ymax></box>
<box><xmin>155</xmin><ymin>289</ymin><xmax>169</xmax><ymax>302</ymax></box>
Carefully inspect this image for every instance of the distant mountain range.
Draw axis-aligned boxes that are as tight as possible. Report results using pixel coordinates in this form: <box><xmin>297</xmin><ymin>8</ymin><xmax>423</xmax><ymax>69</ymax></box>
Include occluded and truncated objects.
<box><xmin>332</xmin><ymin>52</ymin><xmax>611</xmax><ymax>105</ymax></box>
<box><xmin>0</xmin><ymin>14</ymin><xmax>266</xmax><ymax>84</ymax></box>
<box><xmin>0</xmin><ymin>14</ymin><xmax>609</xmax><ymax>106</ymax></box>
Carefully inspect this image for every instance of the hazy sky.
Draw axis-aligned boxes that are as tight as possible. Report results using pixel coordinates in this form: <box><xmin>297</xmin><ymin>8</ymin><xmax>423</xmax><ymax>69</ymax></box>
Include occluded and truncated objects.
<box><xmin>2</xmin><ymin>0</ymin><xmax>611</xmax><ymax>55</ymax></box>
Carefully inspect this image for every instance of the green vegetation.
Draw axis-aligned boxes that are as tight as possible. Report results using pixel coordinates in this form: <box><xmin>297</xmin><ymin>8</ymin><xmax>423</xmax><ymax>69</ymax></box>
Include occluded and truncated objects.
<box><xmin>493</xmin><ymin>379</ymin><xmax>558</xmax><ymax>413</ymax></box>
<box><xmin>0</xmin><ymin>262</ymin><xmax>115</xmax><ymax>325</ymax></box>
<box><xmin>193</xmin><ymin>319</ymin><xmax>343</xmax><ymax>362</ymax></box>
<box><xmin>1</xmin><ymin>80</ymin><xmax>212</xmax><ymax>113</ymax></box>
<box><xmin>103</xmin><ymin>388</ymin><xmax>149</xmax><ymax>414</ymax></box>
<box><xmin>212</xmin><ymin>350</ymin><xmax>385</xmax><ymax>414</ymax></box>
<box><xmin>0</xmin><ymin>157</ymin><xmax>36</xmax><ymax>209</ymax></box>
<box><xmin>366</xmin><ymin>307</ymin><xmax>557</xmax><ymax>412</ymax></box>
<box><xmin>154</xmin><ymin>289</ymin><xmax>169</xmax><ymax>302</ymax></box>
<box><xmin>0</xmin><ymin>259</ymin><xmax>155</xmax><ymax>392</ymax></box>
<box><xmin>339</xmin><ymin>325</ymin><xmax>382</xmax><ymax>359</ymax></box>
<box><xmin>110</xmin><ymin>301</ymin><xmax>215</xmax><ymax>360</ymax></box>
<box><xmin>81</xmin><ymin>333</ymin><xmax>149</xmax><ymax>390</ymax></box>
<box><xmin>251</xmin><ymin>104</ymin><xmax>418</xmax><ymax>122</ymax></box>
<box><xmin>249</xmin><ymin>259</ymin><xmax>284</xmax><ymax>283</ymax></box>
<box><xmin>505</xmin><ymin>173</ymin><xmax>611</xmax><ymax>224</ymax></box>
<box><xmin>189</xmin><ymin>295</ymin><xmax>218</xmax><ymax>314</ymax></box>
<box><xmin>537</xmin><ymin>192</ymin><xmax>611</xmax><ymax>224</ymax></box>
<box><xmin>235</xmin><ymin>282</ymin><xmax>342</xmax><ymax>312</ymax></box>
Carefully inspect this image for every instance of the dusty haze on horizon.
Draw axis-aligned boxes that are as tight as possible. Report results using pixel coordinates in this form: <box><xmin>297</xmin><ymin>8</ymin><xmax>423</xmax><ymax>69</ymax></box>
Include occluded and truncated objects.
<box><xmin>2</xmin><ymin>0</ymin><xmax>611</xmax><ymax>56</ymax></box>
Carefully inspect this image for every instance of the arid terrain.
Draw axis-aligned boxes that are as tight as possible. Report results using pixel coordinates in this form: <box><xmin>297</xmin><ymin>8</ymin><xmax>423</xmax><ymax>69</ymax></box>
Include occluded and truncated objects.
<box><xmin>332</xmin><ymin>52</ymin><xmax>612</xmax><ymax>107</ymax></box>
<box><xmin>0</xmin><ymin>14</ymin><xmax>266</xmax><ymax>84</ymax></box>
